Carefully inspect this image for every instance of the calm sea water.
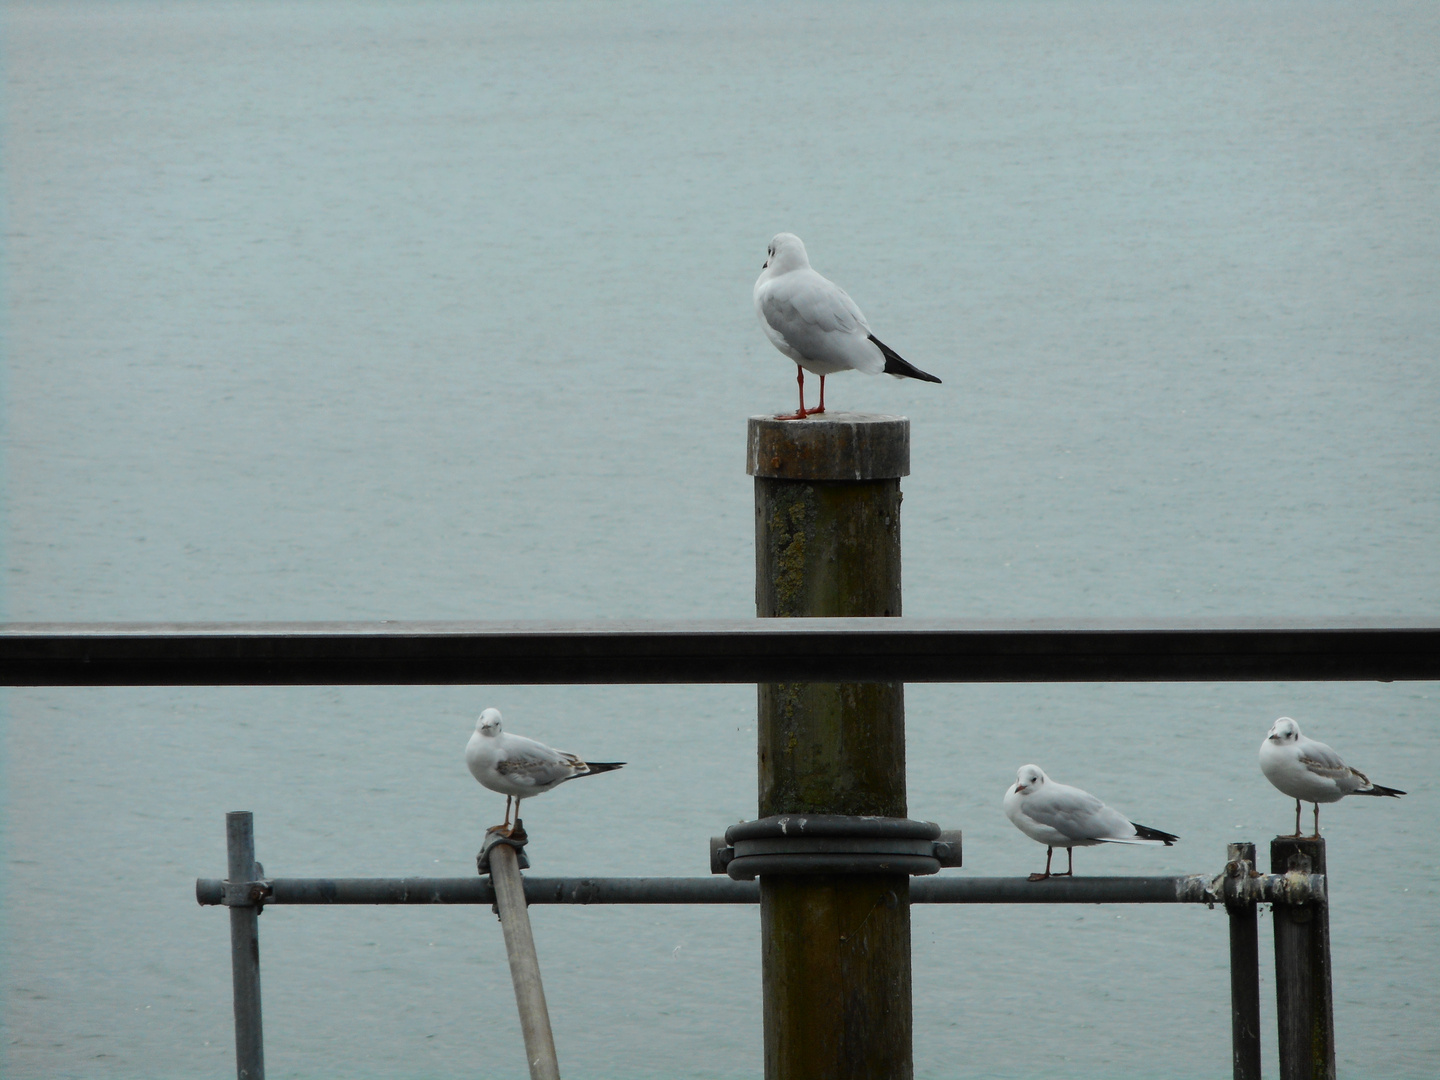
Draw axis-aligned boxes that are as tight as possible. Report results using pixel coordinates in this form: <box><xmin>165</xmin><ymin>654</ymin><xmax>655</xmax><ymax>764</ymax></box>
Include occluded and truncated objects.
<box><xmin>3</xmin><ymin>2</ymin><xmax>1437</xmax><ymax>1077</ymax></box>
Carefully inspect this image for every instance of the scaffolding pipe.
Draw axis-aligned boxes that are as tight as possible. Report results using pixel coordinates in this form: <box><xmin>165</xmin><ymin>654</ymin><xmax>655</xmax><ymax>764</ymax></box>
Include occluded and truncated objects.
<box><xmin>489</xmin><ymin>843</ymin><xmax>561</xmax><ymax>1080</ymax></box>
<box><xmin>225</xmin><ymin>811</ymin><xmax>265</xmax><ymax>1080</ymax></box>
<box><xmin>198</xmin><ymin>872</ymin><xmax>1322</xmax><ymax>907</ymax></box>
<box><xmin>199</xmin><ymin>821</ymin><xmax>1329</xmax><ymax>1080</ymax></box>
<box><xmin>1224</xmin><ymin>842</ymin><xmax>1263</xmax><ymax>1080</ymax></box>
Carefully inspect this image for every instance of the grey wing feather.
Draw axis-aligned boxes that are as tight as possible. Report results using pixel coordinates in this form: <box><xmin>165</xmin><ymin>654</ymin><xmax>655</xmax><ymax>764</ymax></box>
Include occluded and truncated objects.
<box><xmin>496</xmin><ymin>749</ymin><xmax>577</xmax><ymax>785</ymax></box>
<box><xmin>1025</xmin><ymin>788</ymin><xmax>1110</xmax><ymax>839</ymax></box>
<box><xmin>1298</xmin><ymin>740</ymin><xmax>1356</xmax><ymax>781</ymax></box>
<box><xmin>762</xmin><ymin>278</ymin><xmax>865</xmax><ymax>339</ymax></box>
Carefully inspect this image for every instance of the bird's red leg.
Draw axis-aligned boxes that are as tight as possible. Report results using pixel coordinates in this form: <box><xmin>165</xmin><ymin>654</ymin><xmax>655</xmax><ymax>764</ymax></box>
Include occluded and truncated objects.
<box><xmin>1060</xmin><ymin>848</ymin><xmax>1074</xmax><ymax>877</ymax></box>
<box><xmin>1028</xmin><ymin>846</ymin><xmax>1054</xmax><ymax>882</ymax></box>
<box><xmin>1293</xmin><ymin>799</ymin><xmax>1302</xmax><ymax>837</ymax></box>
<box><xmin>775</xmin><ymin>366</ymin><xmax>810</xmax><ymax>421</ymax></box>
<box><xmin>1312</xmin><ymin>803</ymin><xmax>1320</xmax><ymax>837</ymax></box>
<box><xmin>813</xmin><ymin>374</ymin><xmax>827</xmax><ymax>415</ymax></box>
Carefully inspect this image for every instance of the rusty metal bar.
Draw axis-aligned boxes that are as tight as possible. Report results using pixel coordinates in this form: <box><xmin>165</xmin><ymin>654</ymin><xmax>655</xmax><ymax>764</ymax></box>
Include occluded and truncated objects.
<box><xmin>4</xmin><ymin>618</ymin><xmax>1437</xmax><ymax>686</ymax></box>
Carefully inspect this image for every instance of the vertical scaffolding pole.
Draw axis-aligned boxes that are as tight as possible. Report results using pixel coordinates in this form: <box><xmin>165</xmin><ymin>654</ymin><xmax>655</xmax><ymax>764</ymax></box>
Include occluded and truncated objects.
<box><xmin>749</xmin><ymin>413</ymin><xmax>912</xmax><ymax>1080</ymax></box>
<box><xmin>1271</xmin><ymin>835</ymin><xmax>1335</xmax><ymax>1080</ymax></box>
<box><xmin>226</xmin><ymin>811</ymin><xmax>265</xmax><ymax>1080</ymax></box>
<box><xmin>1225</xmin><ymin>841</ymin><xmax>1262</xmax><ymax>1080</ymax></box>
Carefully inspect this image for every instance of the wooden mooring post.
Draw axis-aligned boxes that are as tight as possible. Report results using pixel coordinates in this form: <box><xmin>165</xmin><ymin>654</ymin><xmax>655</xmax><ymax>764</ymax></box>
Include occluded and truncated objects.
<box><xmin>748</xmin><ymin>413</ymin><xmax>912</xmax><ymax>1080</ymax></box>
<box><xmin>1271</xmin><ymin>834</ymin><xmax>1335</xmax><ymax>1080</ymax></box>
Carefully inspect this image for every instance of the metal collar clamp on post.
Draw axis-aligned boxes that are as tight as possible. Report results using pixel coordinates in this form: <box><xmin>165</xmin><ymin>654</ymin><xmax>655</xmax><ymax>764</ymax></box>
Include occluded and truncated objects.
<box><xmin>219</xmin><ymin>861</ymin><xmax>273</xmax><ymax>911</ymax></box>
<box><xmin>1217</xmin><ymin>851</ymin><xmax>1327</xmax><ymax>907</ymax></box>
<box><xmin>710</xmin><ymin>815</ymin><xmax>962</xmax><ymax>880</ymax></box>
<box><xmin>477</xmin><ymin>828</ymin><xmax>531</xmax><ymax>875</ymax></box>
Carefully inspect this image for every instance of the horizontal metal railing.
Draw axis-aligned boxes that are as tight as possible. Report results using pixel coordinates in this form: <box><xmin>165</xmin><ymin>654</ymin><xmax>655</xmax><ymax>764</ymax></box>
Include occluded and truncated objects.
<box><xmin>4</xmin><ymin>617</ymin><xmax>1437</xmax><ymax>685</ymax></box>
<box><xmin>196</xmin><ymin>872</ymin><xmax>1322</xmax><ymax>908</ymax></box>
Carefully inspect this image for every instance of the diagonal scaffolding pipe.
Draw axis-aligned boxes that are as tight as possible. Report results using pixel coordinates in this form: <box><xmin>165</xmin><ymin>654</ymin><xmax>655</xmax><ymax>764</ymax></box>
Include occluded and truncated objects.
<box><xmin>484</xmin><ymin>832</ymin><xmax>561</xmax><ymax>1080</ymax></box>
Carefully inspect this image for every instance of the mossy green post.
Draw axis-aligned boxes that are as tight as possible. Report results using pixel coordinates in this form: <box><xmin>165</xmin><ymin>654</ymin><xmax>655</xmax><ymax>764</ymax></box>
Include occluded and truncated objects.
<box><xmin>748</xmin><ymin>412</ymin><xmax>912</xmax><ymax>1080</ymax></box>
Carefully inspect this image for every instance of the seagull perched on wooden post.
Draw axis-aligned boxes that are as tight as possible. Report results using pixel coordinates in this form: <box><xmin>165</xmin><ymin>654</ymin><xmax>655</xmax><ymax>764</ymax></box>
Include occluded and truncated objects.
<box><xmin>1259</xmin><ymin>716</ymin><xmax>1404</xmax><ymax>836</ymax></box>
<box><xmin>465</xmin><ymin>708</ymin><xmax>624</xmax><ymax>836</ymax></box>
<box><xmin>1003</xmin><ymin>764</ymin><xmax>1178</xmax><ymax>881</ymax></box>
<box><xmin>754</xmin><ymin>232</ymin><xmax>941</xmax><ymax>420</ymax></box>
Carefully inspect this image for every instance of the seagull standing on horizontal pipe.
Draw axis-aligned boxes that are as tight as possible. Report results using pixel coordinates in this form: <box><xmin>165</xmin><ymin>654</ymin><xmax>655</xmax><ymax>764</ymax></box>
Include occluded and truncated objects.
<box><xmin>754</xmin><ymin>232</ymin><xmax>941</xmax><ymax>420</ymax></box>
<box><xmin>465</xmin><ymin>708</ymin><xmax>624</xmax><ymax>836</ymax></box>
<box><xmin>1004</xmin><ymin>764</ymin><xmax>1178</xmax><ymax>881</ymax></box>
<box><xmin>1259</xmin><ymin>716</ymin><xmax>1405</xmax><ymax>836</ymax></box>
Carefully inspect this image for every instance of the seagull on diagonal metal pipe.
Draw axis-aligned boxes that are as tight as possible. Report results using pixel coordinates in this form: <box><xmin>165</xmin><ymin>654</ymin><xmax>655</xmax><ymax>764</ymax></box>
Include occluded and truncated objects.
<box><xmin>465</xmin><ymin>708</ymin><xmax>624</xmax><ymax>836</ymax></box>
<box><xmin>754</xmin><ymin>232</ymin><xmax>941</xmax><ymax>420</ymax></box>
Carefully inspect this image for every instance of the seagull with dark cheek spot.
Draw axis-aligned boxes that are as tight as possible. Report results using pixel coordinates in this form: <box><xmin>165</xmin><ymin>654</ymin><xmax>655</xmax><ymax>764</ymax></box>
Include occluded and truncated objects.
<box><xmin>465</xmin><ymin>708</ymin><xmax>625</xmax><ymax>837</ymax></box>
<box><xmin>1259</xmin><ymin>716</ymin><xmax>1404</xmax><ymax>837</ymax></box>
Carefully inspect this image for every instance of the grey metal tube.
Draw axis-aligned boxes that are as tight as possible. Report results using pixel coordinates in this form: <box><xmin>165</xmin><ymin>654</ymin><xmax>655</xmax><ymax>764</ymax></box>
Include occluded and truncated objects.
<box><xmin>225</xmin><ymin>812</ymin><xmax>264</xmax><ymax>1080</ymax></box>
<box><xmin>1225</xmin><ymin>843</ymin><xmax>1263</xmax><ymax>1080</ymax></box>
<box><xmin>489</xmin><ymin>845</ymin><xmax>560</xmax><ymax>1080</ymax></box>
<box><xmin>198</xmin><ymin>873</ymin><xmax>1324</xmax><ymax>907</ymax></box>
<box><xmin>912</xmin><ymin>876</ymin><xmax>1199</xmax><ymax>903</ymax></box>
<box><xmin>197</xmin><ymin>876</ymin><xmax>761</xmax><ymax>906</ymax></box>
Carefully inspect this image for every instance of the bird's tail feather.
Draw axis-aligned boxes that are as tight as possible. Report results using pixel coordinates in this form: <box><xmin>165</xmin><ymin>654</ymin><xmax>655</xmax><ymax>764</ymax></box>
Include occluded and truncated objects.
<box><xmin>869</xmin><ymin>334</ymin><xmax>942</xmax><ymax>383</ymax></box>
<box><xmin>1130</xmin><ymin>822</ymin><xmax>1180</xmax><ymax>845</ymax></box>
<box><xmin>1356</xmin><ymin>783</ymin><xmax>1405</xmax><ymax>797</ymax></box>
<box><xmin>581</xmin><ymin>761</ymin><xmax>626</xmax><ymax>776</ymax></box>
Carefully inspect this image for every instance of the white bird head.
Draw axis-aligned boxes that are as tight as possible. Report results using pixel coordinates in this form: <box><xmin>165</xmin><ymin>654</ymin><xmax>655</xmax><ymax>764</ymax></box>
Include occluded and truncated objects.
<box><xmin>1012</xmin><ymin>764</ymin><xmax>1047</xmax><ymax>795</ymax></box>
<box><xmin>761</xmin><ymin>232</ymin><xmax>810</xmax><ymax>274</ymax></box>
<box><xmin>476</xmin><ymin>708</ymin><xmax>503</xmax><ymax>737</ymax></box>
<box><xmin>1266</xmin><ymin>717</ymin><xmax>1301</xmax><ymax>744</ymax></box>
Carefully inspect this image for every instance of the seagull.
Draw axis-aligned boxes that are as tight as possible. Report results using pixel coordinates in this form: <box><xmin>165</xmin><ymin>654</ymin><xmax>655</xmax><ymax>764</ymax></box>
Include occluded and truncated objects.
<box><xmin>754</xmin><ymin>232</ymin><xmax>941</xmax><ymax>420</ymax></box>
<box><xmin>1003</xmin><ymin>764</ymin><xmax>1178</xmax><ymax>881</ymax></box>
<box><xmin>465</xmin><ymin>708</ymin><xmax>624</xmax><ymax>835</ymax></box>
<box><xmin>1259</xmin><ymin>716</ymin><xmax>1405</xmax><ymax>837</ymax></box>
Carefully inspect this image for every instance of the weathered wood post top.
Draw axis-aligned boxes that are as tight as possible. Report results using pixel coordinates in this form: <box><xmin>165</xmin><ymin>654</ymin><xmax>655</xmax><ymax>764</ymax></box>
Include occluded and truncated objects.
<box><xmin>747</xmin><ymin>412</ymin><xmax>910</xmax><ymax>482</ymax></box>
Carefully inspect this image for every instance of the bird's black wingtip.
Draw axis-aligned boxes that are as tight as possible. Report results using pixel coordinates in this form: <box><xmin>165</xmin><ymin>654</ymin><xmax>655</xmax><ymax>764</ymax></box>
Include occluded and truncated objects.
<box><xmin>1358</xmin><ymin>783</ymin><xmax>1406</xmax><ymax>798</ymax></box>
<box><xmin>869</xmin><ymin>333</ymin><xmax>942</xmax><ymax>384</ymax></box>
<box><xmin>1133</xmin><ymin>822</ymin><xmax>1180</xmax><ymax>845</ymax></box>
